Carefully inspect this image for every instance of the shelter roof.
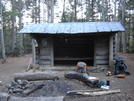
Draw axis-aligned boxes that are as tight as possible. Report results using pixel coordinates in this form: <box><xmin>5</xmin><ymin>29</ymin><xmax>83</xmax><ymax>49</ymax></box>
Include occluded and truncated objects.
<box><xmin>19</xmin><ymin>22</ymin><xmax>125</xmax><ymax>34</ymax></box>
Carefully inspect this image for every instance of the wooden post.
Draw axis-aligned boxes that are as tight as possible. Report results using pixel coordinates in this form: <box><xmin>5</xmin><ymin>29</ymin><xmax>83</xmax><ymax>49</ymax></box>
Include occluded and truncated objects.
<box><xmin>32</xmin><ymin>38</ymin><xmax>36</xmax><ymax>72</ymax></box>
<box><xmin>50</xmin><ymin>36</ymin><xmax>54</xmax><ymax>66</ymax></box>
<box><xmin>109</xmin><ymin>35</ymin><xmax>114</xmax><ymax>71</ymax></box>
<box><xmin>94</xmin><ymin>36</ymin><xmax>97</xmax><ymax>67</ymax></box>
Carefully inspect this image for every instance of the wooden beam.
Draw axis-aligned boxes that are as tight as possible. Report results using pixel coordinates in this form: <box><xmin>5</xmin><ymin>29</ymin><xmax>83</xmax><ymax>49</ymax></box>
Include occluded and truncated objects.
<box><xmin>109</xmin><ymin>35</ymin><xmax>114</xmax><ymax>71</ymax></box>
<box><xmin>26</xmin><ymin>58</ymin><xmax>32</xmax><ymax>71</ymax></box>
<box><xmin>32</xmin><ymin>38</ymin><xmax>36</xmax><ymax>72</ymax></box>
<box><xmin>54</xmin><ymin>57</ymin><xmax>93</xmax><ymax>60</ymax></box>
<box><xmin>67</xmin><ymin>89</ymin><xmax>121</xmax><ymax>96</ymax></box>
<box><xmin>94</xmin><ymin>36</ymin><xmax>97</xmax><ymax>66</ymax></box>
<box><xmin>50</xmin><ymin>36</ymin><xmax>54</xmax><ymax>66</ymax></box>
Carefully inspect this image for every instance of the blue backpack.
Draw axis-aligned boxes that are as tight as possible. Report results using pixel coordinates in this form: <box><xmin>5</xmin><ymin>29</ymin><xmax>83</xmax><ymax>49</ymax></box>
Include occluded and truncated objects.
<box><xmin>114</xmin><ymin>57</ymin><xmax>130</xmax><ymax>75</ymax></box>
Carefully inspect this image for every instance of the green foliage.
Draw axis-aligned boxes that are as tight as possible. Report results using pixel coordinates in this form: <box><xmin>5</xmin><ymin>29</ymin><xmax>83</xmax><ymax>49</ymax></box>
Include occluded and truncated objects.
<box><xmin>23</xmin><ymin>34</ymin><xmax>32</xmax><ymax>54</ymax></box>
<box><xmin>5</xmin><ymin>36</ymin><xmax>32</xmax><ymax>57</ymax></box>
<box><xmin>5</xmin><ymin>42</ymin><xmax>22</xmax><ymax>57</ymax></box>
<box><xmin>128</xmin><ymin>40</ymin><xmax>134</xmax><ymax>53</ymax></box>
<box><xmin>126</xmin><ymin>0</ymin><xmax>134</xmax><ymax>10</ymax></box>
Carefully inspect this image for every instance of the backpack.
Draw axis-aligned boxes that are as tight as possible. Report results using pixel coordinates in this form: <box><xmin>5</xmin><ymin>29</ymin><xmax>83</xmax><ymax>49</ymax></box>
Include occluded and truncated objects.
<box><xmin>114</xmin><ymin>57</ymin><xmax>130</xmax><ymax>75</ymax></box>
<box><xmin>76</xmin><ymin>62</ymin><xmax>90</xmax><ymax>75</ymax></box>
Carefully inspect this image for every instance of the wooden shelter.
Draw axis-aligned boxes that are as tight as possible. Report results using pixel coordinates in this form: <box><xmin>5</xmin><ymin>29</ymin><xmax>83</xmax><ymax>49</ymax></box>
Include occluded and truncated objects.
<box><xmin>19</xmin><ymin>22</ymin><xmax>125</xmax><ymax>70</ymax></box>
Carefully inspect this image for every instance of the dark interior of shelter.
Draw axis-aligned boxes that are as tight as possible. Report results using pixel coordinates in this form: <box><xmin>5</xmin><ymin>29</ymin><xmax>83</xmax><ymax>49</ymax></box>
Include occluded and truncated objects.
<box><xmin>53</xmin><ymin>34</ymin><xmax>94</xmax><ymax>66</ymax></box>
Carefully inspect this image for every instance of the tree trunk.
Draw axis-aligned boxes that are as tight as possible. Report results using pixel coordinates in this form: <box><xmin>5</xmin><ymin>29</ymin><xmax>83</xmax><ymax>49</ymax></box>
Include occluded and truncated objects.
<box><xmin>47</xmin><ymin>0</ymin><xmax>51</xmax><ymax>23</ymax></box>
<box><xmin>61</xmin><ymin>0</ymin><xmax>66</xmax><ymax>22</ymax></box>
<box><xmin>14</xmin><ymin>72</ymin><xmax>59</xmax><ymax>81</ymax></box>
<box><xmin>11</xmin><ymin>0</ymin><xmax>16</xmax><ymax>53</ymax></box>
<box><xmin>74</xmin><ymin>0</ymin><xmax>77</xmax><ymax>22</ymax></box>
<box><xmin>38</xmin><ymin>0</ymin><xmax>41</xmax><ymax>23</ymax></box>
<box><xmin>35</xmin><ymin>0</ymin><xmax>37</xmax><ymax>23</ymax></box>
<box><xmin>102</xmin><ymin>0</ymin><xmax>105</xmax><ymax>21</ymax></box>
<box><xmin>51</xmin><ymin>0</ymin><xmax>54</xmax><ymax>23</ymax></box>
<box><xmin>91</xmin><ymin>0</ymin><xmax>94</xmax><ymax>21</ymax></box>
<box><xmin>0</xmin><ymin>0</ymin><xmax>6</xmax><ymax>62</ymax></box>
<box><xmin>113</xmin><ymin>0</ymin><xmax>117</xmax><ymax>21</ymax></box>
<box><xmin>86</xmin><ymin>0</ymin><xmax>90</xmax><ymax>21</ymax></box>
<box><xmin>18</xmin><ymin>0</ymin><xmax>23</xmax><ymax>55</ymax></box>
<box><xmin>121</xmin><ymin>0</ymin><xmax>126</xmax><ymax>53</ymax></box>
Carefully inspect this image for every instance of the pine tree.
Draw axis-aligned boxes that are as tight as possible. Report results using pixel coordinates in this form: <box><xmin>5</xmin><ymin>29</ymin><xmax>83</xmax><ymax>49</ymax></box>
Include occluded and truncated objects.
<box><xmin>0</xmin><ymin>0</ymin><xmax>6</xmax><ymax>62</ymax></box>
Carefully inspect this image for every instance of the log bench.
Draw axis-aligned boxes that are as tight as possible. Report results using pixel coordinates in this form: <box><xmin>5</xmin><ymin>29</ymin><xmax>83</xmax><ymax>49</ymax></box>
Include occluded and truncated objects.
<box><xmin>64</xmin><ymin>71</ymin><xmax>99</xmax><ymax>87</ymax></box>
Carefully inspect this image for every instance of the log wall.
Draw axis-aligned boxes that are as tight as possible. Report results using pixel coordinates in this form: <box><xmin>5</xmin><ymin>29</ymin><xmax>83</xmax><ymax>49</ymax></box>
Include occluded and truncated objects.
<box><xmin>33</xmin><ymin>33</ymin><xmax>116</xmax><ymax>70</ymax></box>
<box><xmin>94</xmin><ymin>34</ymin><xmax>116</xmax><ymax>69</ymax></box>
<box><xmin>94</xmin><ymin>35</ymin><xmax>110</xmax><ymax>69</ymax></box>
<box><xmin>36</xmin><ymin>35</ymin><xmax>53</xmax><ymax>68</ymax></box>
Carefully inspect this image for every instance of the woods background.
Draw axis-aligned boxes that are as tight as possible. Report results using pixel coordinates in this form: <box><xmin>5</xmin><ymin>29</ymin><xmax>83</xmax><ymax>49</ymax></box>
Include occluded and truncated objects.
<box><xmin>0</xmin><ymin>0</ymin><xmax>134</xmax><ymax>60</ymax></box>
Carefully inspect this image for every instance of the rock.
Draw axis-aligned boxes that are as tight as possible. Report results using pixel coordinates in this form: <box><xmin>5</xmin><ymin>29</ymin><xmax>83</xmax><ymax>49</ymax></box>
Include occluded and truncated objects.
<box><xmin>0</xmin><ymin>81</ymin><xmax>2</xmax><ymax>86</ymax></box>
<box><xmin>11</xmin><ymin>81</ymin><xmax>18</xmax><ymax>87</ymax></box>
<box><xmin>16</xmin><ymin>80</ymin><xmax>23</xmax><ymax>85</ymax></box>
<box><xmin>22</xmin><ymin>80</ymin><xmax>29</xmax><ymax>85</ymax></box>
<box><xmin>6</xmin><ymin>84</ymin><xmax>12</xmax><ymax>89</ymax></box>
<box><xmin>9</xmin><ymin>89</ymin><xmax>13</xmax><ymax>94</ymax></box>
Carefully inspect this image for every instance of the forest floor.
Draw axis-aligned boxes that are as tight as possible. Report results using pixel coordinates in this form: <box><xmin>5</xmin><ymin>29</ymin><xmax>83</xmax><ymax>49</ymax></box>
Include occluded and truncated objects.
<box><xmin>0</xmin><ymin>53</ymin><xmax>134</xmax><ymax>101</ymax></box>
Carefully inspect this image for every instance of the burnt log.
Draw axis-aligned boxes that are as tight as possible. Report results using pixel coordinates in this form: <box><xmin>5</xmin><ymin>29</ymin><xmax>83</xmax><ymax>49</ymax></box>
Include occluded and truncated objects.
<box><xmin>0</xmin><ymin>93</ymin><xmax>10</xmax><ymax>101</ymax></box>
<box><xmin>12</xmin><ymin>89</ymin><xmax>23</xmax><ymax>93</ymax></box>
<box><xmin>64</xmin><ymin>72</ymin><xmax>99</xmax><ymax>87</ymax></box>
<box><xmin>14</xmin><ymin>72</ymin><xmax>59</xmax><ymax>81</ymax></box>
<box><xmin>23</xmin><ymin>87</ymin><xmax>38</xmax><ymax>95</ymax></box>
<box><xmin>23</xmin><ymin>83</ymin><xmax>44</xmax><ymax>95</ymax></box>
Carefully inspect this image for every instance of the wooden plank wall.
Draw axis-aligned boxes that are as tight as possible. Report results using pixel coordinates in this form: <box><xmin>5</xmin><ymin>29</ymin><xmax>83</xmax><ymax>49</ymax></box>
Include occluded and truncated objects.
<box><xmin>34</xmin><ymin>33</ymin><xmax>116</xmax><ymax>70</ymax></box>
<box><xmin>94</xmin><ymin>35</ymin><xmax>109</xmax><ymax>69</ymax></box>
<box><xmin>36</xmin><ymin>35</ymin><xmax>53</xmax><ymax>69</ymax></box>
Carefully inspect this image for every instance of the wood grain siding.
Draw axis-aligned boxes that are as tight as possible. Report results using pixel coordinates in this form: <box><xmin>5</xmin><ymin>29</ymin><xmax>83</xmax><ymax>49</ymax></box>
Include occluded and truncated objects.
<box><xmin>33</xmin><ymin>33</ymin><xmax>116</xmax><ymax>69</ymax></box>
<box><xmin>36</xmin><ymin>36</ymin><xmax>53</xmax><ymax>67</ymax></box>
<box><xmin>109</xmin><ymin>35</ymin><xmax>114</xmax><ymax>71</ymax></box>
<box><xmin>113</xmin><ymin>35</ymin><xmax>116</xmax><ymax>57</ymax></box>
<box><xmin>94</xmin><ymin>35</ymin><xmax>109</xmax><ymax>69</ymax></box>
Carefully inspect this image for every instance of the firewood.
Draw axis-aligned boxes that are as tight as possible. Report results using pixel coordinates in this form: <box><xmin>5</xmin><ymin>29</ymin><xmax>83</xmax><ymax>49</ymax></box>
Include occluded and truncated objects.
<box><xmin>67</xmin><ymin>89</ymin><xmax>121</xmax><ymax>96</ymax></box>
<box><xmin>23</xmin><ymin>83</ymin><xmax>44</xmax><ymax>95</ymax></box>
<box><xmin>0</xmin><ymin>93</ymin><xmax>10</xmax><ymax>101</ymax></box>
<box><xmin>23</xmin><ymin>87</ymin><xmax>38</xmax><ymax>95</ymax></box>
<box><xmin>12</xmin><ymin>89</ymin><xmax>23</xmax><ymax>93</ymax></box>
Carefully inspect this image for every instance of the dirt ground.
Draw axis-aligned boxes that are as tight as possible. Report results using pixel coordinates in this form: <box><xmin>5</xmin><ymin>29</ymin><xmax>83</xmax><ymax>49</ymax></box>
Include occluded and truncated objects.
<box><xmin>0</xmin><ymin>53</ymin><xmax>134</xmax><ymax>101</ymax></box>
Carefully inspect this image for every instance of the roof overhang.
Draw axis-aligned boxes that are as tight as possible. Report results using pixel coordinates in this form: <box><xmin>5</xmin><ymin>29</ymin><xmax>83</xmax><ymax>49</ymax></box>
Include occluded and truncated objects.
<box><xmin>19</xmin><ymin>22</ymin><xmax>125</xmax><ymax>34</ymax></box>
